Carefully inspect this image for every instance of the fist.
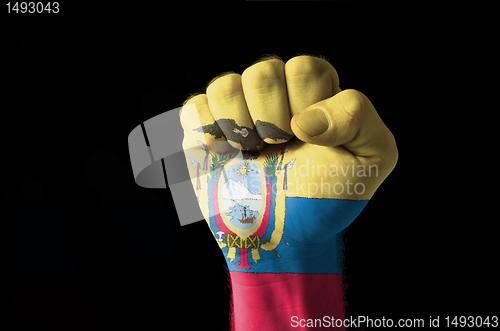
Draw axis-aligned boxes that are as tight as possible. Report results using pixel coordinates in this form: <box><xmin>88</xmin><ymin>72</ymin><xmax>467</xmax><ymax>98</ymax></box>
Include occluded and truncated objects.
<box><xmin>180</xmin><ymin>55</ymin><xmax>397</xmax><ymax>272</ymax></box>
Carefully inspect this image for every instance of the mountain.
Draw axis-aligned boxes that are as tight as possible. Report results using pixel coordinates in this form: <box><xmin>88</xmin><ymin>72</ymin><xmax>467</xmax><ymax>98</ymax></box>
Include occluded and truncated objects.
<box><xmin>223</xmin><ymin>179</ymin><xmax>262</xmax><ymax>200</ymax></box>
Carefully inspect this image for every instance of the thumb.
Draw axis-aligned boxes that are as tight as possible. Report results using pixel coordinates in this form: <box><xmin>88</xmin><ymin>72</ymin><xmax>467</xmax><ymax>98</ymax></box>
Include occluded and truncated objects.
<box><xmin>291</xmin><ymin>89</ymin><xmax>398</xmax><ymax>161</ymax></box>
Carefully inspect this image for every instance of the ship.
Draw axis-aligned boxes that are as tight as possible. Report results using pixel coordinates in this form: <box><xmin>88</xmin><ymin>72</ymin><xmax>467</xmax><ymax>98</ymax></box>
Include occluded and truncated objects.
<box><xmin>239</xmin><ymin>206</ymin><xmax>256</xmax><ymax>224</ymax></box>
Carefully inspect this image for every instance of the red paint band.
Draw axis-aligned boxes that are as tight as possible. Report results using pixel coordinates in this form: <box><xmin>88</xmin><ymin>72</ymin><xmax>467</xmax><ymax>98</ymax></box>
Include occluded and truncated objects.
<box><xmin>229</xmin><ymin>272</ymin><xmax>347</xmax><ymax>330</ymax></box>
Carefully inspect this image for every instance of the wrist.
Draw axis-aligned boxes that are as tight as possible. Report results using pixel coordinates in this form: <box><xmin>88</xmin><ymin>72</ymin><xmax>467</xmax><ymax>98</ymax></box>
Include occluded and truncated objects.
<box><xmin>230</xmin><ymin>271</ymin><xmax>347</xmax><ymax>331</ymax></box>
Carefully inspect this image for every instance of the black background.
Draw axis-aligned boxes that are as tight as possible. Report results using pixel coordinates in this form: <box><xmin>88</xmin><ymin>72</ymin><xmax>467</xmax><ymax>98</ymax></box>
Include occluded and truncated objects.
<box><xmin>6</xmin><ymin>2</ymin><xmax>497</xmax><ymax>330</ymax></box>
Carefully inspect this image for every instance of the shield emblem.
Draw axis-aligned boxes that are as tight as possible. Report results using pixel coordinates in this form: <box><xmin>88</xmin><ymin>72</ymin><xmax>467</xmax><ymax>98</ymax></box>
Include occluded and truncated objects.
<box><xmin>218</xmin><ymin>158</ymin><xmax>267</xmax><ymax>241</ymax></box>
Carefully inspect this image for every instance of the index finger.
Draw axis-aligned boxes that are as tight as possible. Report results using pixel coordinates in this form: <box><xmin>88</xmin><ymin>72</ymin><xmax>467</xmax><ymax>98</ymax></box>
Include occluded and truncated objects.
<box><xmin>285</xmin><ymin>55</ymin><xmax>341</xmax><ymax>116</ymax></box>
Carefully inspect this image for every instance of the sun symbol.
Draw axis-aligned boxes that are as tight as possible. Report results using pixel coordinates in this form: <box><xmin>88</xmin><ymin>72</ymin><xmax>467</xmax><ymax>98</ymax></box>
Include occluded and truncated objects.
<box><xmin>237</xmin><ymin>163</ymin><xmax>249</xmax><ymax>179</ymax></box>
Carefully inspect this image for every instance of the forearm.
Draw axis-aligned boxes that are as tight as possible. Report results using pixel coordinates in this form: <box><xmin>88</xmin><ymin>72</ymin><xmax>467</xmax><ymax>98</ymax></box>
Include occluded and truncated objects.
<box><xmin>230</xmin><ymin>271</ymin><xmax>347</xmax><ymax>330</ymax></box>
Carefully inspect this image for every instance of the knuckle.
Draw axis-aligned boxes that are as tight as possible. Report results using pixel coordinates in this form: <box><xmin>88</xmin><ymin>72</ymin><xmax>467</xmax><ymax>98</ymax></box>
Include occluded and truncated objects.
<box><xmin>184</xmin><ymin>93</ymin><xmax>207</xmax><ymax>106</ymax></box>
<box><xmin>181</xmin><ymin>94</ymin><xmax>205</xmax><ymax>119</ymax></box>
<box><xmin>180</xmin><ymin>94</ymin><xmax>209</xmax><ymax>129</ymax></box>
<box><xmin>242</xmin><ymin>59</ymin><xmax>284</xmax><ymax>89</ymax></box>
<box><xmin>285</xmin><ymin>55</ymin><xmax>330</xmax><ymax>79</ymax></box>
<box><xmin>206</xmin><ymin>73</ymin><xmax>243</xmax><ymax>100</ymax></box>
<box><xmin>179</xmin><ymin>103</ymin><xmax>196</xmax><ymax>130</ymax></box>
<box><xmin>340</xmin><ymin>89</ymin><xmax>365</xmax><ymax>118</ymax></box>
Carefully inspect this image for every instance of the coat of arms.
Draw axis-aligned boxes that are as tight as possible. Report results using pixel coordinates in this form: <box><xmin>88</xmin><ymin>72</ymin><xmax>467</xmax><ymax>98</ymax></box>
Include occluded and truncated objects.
<box><xmin>190</xmin><ymin>143</ymin><xmax>295</xmax><ymax>270</ymax></box>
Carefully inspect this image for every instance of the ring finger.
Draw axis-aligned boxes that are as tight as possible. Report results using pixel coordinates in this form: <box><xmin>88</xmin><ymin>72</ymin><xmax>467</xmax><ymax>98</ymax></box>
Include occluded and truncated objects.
<box><xmin>207</xmin><ymin>73</ymin><xmax>265</xmax><ymax>152</ymax></box>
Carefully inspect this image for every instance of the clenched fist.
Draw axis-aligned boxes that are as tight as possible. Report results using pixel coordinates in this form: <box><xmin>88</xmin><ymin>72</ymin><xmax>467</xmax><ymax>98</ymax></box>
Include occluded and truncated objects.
<box><xmin>180</xmin><ymin>55</ymin><xmax>397</xmax><ymax>330</ymax></box>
